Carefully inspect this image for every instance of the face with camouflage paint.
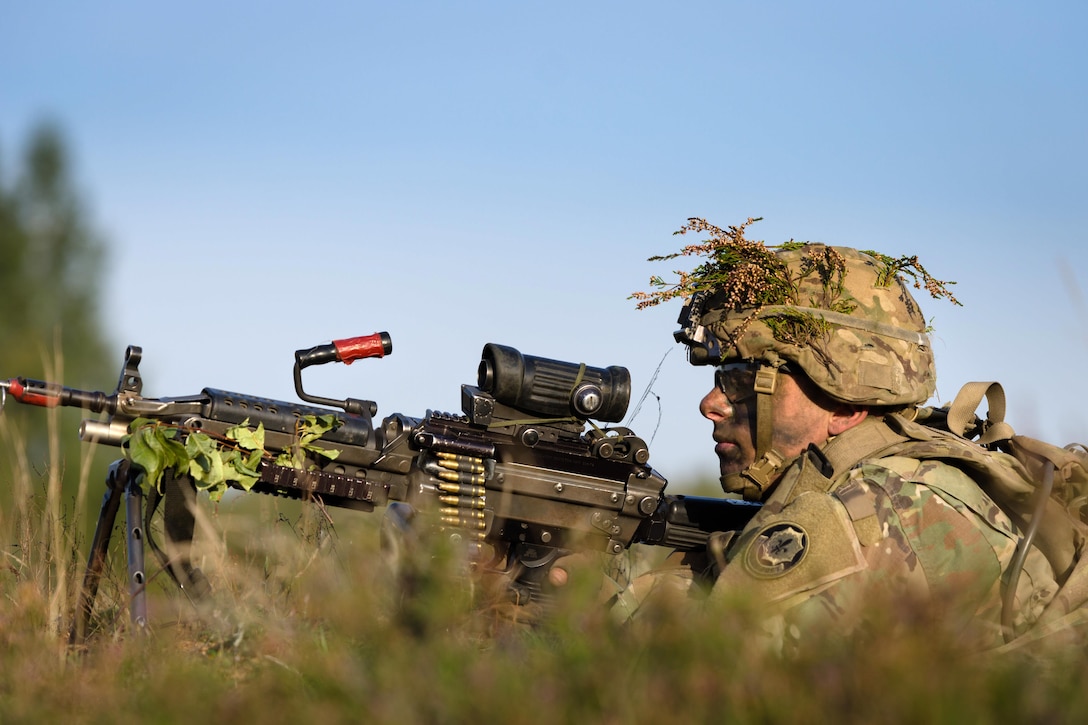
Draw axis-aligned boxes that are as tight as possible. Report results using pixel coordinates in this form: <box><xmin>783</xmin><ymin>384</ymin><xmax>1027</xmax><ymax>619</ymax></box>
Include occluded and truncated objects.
<box><xmin>699</xmin><ymin>368</ymin><xmax>868</xmax><ymax>485</ymax></box>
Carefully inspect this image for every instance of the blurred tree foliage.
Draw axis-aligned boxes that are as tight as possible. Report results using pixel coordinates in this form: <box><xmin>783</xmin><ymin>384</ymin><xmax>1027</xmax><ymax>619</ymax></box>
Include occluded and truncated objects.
<box><xmin>0</xmin><ymin>121</ymin><xmax>114</xmax><ymax>528</ymax></box>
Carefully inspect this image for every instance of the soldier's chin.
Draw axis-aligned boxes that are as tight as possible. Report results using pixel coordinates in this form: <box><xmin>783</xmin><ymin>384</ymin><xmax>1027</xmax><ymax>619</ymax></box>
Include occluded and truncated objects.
<box><xmin>717</xmin><ymin>459</ymin><xmax>748</xmax><ymax>478</ymax></box>
<box><xmin>714</xmin><ymin>441</ymin><xmax>748</xmax><ymax>473</ymax></box>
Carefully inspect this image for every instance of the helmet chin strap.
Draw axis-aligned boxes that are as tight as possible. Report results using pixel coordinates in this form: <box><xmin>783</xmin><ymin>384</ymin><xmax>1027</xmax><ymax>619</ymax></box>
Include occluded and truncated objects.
<box><xmin>720</xmin><ymin>363</ymin><xmax>789</xmax><ymax>502</ymax></box>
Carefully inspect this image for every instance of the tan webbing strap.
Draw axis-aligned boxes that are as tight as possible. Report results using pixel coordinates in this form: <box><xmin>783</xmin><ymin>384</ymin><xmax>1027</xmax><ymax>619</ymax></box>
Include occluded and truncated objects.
<box><xmin>753</xmin><ymin>364</ymin><xmax>778</xmax><ymax>464</ymax></box>
<box><xmin>946</xmin><ymin>381</ymin><xmax>1016</xmax><ymax>446</ymax></box>
<box><xmin>819</xmin><ymin>417</ymin><xmax>912</xmax><ymax>479</ymax></box>
<box><xmin>723</xmin><ymin>364</ymin><xmax>788</xmax><ymax>501</ymax></box>
<box><xmin>812</xmin><ymin>418</ymin><xmax>912</xmax><ymax>547</ymax></box>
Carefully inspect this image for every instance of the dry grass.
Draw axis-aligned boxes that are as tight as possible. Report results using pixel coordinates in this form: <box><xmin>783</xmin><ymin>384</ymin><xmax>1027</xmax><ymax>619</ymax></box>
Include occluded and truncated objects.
<box><xmin>1</xmin><ymin>443</ymin><xmax>1088</xmax><ymax>724</ymax></box>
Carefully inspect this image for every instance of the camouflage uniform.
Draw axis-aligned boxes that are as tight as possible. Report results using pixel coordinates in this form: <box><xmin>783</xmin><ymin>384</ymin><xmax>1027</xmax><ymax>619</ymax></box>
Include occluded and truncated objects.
<box><xmin>710</xmin><ymin>416</ymin><xmax>1058</xmax><ymax>651</ymax></box>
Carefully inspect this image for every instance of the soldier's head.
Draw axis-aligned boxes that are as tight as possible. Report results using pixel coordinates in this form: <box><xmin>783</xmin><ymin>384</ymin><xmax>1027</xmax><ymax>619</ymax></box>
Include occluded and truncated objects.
<box><xmin>633</xmin><ymin>218</ymin><xmax>957</xmax><ymax>500</ymax></box>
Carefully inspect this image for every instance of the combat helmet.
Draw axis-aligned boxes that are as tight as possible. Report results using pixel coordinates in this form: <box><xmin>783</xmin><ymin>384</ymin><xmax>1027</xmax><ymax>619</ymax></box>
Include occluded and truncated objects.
<box><xmin>633</xmin><ymin>217</ymin><xmax>958</xmax><ymax>499</ymax></box>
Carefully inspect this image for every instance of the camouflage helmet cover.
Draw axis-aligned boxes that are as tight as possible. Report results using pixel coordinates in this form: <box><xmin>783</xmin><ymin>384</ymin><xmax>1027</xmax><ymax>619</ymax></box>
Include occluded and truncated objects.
<box><xmin>633</xmin><ymin>219</ymin><xmax>960</xmax><ymax>408</ymax></box>
<box><xmin>701</xmin><ymin>244</ymin><xmax>935</xmax><ymax>406</ymax></box>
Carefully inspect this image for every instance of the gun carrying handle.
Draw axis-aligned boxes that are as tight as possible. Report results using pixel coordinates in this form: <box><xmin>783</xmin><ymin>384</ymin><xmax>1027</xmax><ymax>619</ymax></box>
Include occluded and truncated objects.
<box><xmin>293</xmin><ymin>333</ymin><xmax>391</xmax><ymax>414</ymax></box>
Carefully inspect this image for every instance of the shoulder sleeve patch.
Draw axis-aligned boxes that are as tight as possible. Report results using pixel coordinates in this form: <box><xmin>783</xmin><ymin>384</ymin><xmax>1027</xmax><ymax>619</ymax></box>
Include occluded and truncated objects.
<box><xmin>745</xmin><ymin>523</ymin><xmax>809</xmax><ymax>578</ymax></box>
<box><xmin>713</xmin><ymin>491</ymin><xmax>868</xmax><ymax>605</ymax></box>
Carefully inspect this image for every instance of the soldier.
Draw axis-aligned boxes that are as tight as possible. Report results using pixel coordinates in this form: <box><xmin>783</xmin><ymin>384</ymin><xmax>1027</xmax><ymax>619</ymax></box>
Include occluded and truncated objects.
<box><xmin>619</xmin><ymin>218</ymin><xmax>1076</xmax><ymax>652</ymax></box>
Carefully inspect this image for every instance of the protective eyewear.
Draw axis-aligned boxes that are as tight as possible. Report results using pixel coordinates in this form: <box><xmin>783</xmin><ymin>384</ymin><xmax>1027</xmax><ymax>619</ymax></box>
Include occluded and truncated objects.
<box><xmin>714</xmin><ymin>362</ymin><xmax>791</xmax><ymax>402</ymax></box>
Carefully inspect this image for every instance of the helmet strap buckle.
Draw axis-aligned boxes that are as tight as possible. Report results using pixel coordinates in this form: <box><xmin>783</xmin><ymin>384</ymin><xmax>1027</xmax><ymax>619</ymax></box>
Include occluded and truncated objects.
<box><xmin>721</xmin><ymin>449</ymin><xmax>787</xmax><ymax>502</ymax></box>
<box><xmin>753</xmin><ymin>365</ymin><xmax>778</xmax><ymax>395</ymax></box>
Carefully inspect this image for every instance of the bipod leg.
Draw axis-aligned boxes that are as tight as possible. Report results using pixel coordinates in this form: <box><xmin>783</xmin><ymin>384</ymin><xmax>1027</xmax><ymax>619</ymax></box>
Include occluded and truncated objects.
<box><xmin>125</xmin><ymin>472</ymin><xmax>149</xmax><ymax>631</ymax></box>
<box><xmin>69</xmin><ymin>459</ymin><xmax>128</xmax><ymax>646</ymax></box>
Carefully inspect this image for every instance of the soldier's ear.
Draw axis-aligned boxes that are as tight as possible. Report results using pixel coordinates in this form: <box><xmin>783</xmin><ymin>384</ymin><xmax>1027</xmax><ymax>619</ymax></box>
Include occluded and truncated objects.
<box><xmin>828</xmin><ymin>407</ymin><xmax>867</xmax><ymax>436</ymax></box>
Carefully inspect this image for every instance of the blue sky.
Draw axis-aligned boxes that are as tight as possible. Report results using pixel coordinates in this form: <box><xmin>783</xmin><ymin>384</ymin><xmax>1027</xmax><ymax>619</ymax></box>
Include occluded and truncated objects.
<box><xmin>2</xmin><ymin>1</ymin><xmax>1086</xmax><ymax>488</ymax></box>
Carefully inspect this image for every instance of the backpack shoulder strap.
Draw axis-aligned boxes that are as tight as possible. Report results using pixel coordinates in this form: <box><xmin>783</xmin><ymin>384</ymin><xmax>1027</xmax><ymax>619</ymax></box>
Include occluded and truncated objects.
<box><xmin>944</xmin><ymin>380</ymin><xmax>1016</xmax><ymax>446</ymax></box>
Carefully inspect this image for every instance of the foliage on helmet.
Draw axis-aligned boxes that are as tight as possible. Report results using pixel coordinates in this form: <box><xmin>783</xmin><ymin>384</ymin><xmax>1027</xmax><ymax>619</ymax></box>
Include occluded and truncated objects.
<box><xmin>631</xmin><ymin>217</ymin><xmax>961</xmax><ymax>406</ymax></box>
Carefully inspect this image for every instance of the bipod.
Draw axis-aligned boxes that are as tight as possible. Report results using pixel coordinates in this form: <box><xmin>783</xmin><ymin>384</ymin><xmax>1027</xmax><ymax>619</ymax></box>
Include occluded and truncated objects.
<box><xmin>69</xmin><ymin>462</ymin><xmax>215</xmax><ymax>647</ymax></box>
<box><xmin>69</xmin><ymin>458</ymin><xmax>148</xmax><ymax>646</ymax></box>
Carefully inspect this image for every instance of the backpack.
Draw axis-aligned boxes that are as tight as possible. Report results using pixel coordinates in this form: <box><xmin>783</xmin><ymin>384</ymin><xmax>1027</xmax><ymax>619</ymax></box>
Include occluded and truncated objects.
<box><xmin>904</xmin><ymin>381</ymin><xmax>1088</xmax><ymax>651</ymax></box>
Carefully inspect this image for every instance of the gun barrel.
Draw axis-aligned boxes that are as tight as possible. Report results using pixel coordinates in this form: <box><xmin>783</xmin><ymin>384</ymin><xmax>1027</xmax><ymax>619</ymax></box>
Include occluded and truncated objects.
<box><xmin>2</xmin><ymin>377</ymin><xmax>113</xmax><ymax>413</ymax></box>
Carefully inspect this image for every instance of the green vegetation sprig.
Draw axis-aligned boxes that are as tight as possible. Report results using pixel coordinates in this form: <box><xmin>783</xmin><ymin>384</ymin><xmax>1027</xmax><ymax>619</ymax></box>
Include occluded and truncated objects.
<box><xmin>124</xmin><ymin>414</ymin><xmax>342</xmax><ymax>502</ymax></box>
<box><xmin>862</xmin><ymin>250</ymin><xmax>962</xmax><ymax>306</ymax></box>
<box><xmin>630</xmin><ymin>217</ymin><xmax>962</xmax><ymax>352</ymax></box>
<box><xmin>629</xmin><ymin>217</ymin><xmax>795</xmax><ymax>311</ymax></box>
<box><xmin>630</xmin><ymin>217</ymin><xmax>961</xmax><ymax>312</ymax></box>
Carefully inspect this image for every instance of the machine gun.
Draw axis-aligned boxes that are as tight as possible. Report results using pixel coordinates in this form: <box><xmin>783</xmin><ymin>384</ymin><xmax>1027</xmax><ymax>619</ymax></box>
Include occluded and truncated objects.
<box><xmin>1</xmin><ymin>333</ymin><xmax>759</xmax><ymax>643</ymax></box>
